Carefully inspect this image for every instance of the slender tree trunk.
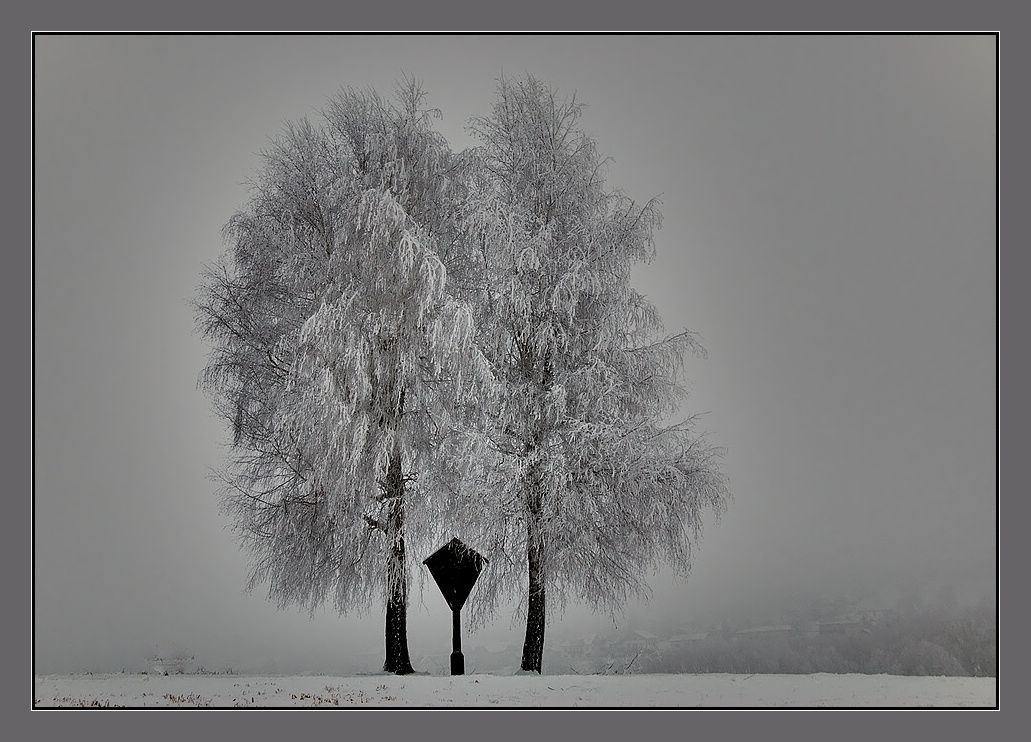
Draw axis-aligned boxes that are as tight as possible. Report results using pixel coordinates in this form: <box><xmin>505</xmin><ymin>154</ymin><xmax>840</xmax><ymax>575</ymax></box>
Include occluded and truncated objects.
<box><xmin>520</xmin><ymin>354</ymin><xmax>552</xmax><ymax>674</ymax></box>
<box><xmin>520</xmin><ymin>510</ymin><xmax>546</xmax><ymax>673</ymax></box>
<box><xmin>382</xmin><ymin>447</ymin><xmax>415</xmax><ymax>675</ymax></box>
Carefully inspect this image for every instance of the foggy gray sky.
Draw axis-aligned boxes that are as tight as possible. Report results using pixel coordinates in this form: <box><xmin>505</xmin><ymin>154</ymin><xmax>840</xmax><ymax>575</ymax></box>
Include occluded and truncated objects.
<box><xmin>34</xmin><ymin>35</ymin><xmax>996</xmax><ymax>673</ymax></box>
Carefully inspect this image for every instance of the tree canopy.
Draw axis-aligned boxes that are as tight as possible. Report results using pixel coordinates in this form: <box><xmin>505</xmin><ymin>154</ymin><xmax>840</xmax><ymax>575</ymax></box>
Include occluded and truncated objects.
<box><xmin>451</xmin><ymin>76</ymin><xmax>729</xmax><ymax>670</ymax></box>
<box><xmin>197</xmin><ymin>75</ymin><xmax>728</xmax><ymax>675</ymax></box>
<box><xmin>196</xmin><ymin>81</ymin><xmax>492</xmax><ymax>672</ymax></box>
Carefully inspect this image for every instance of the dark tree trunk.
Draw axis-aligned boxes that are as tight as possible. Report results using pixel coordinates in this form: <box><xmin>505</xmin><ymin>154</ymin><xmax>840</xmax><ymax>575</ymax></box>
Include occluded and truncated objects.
<box><xmin>383</xmin><ymin>577</ymin><xmax>413</xmax><ymax>674</ymax></box>
<box><xmin>520</xmin><ymin>355</ymin><xmax>552</xmax><ymax>674</ymax></box>
<box><xmin>382</xmin><ymin>447</ymin><xmax>415</xmax><ymax>675</ymax></box>
<box><xmin>520</xmin><ymin>513</ymin><xmax>546</xmax><ymax>673</ymax></box>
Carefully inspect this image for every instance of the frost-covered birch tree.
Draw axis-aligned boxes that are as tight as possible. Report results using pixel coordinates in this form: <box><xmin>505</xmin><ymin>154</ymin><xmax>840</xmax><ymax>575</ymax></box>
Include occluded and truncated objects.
<box><xmin>455</xmin><ymin>76</ymin><xmax>730</xmax><ymax>673</ymax></box>
<box><xmin>196</xmin><ymin>81</ymin><xmax>491</xmax><ymax>674</ymax></box>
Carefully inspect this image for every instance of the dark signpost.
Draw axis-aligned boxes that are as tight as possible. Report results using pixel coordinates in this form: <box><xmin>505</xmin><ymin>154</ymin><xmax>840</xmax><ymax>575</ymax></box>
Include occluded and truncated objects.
<box><xmin>423</xmin><ymin>537</ymin><xmax>487</xmax><ymax>676</ymax></box>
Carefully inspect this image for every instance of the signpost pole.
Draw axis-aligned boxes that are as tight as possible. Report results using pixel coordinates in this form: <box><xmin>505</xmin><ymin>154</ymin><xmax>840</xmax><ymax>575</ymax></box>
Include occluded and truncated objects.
<box><xmin>451</xmin><ymin>608</ymin><xmax>464</xmax><ymax>675</ymax></box>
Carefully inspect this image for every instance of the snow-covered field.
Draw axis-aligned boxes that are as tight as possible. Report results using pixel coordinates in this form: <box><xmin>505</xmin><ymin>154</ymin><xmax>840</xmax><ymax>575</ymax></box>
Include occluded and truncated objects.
<box><xmin>33</xmin><ymin>672</ymin><xmax>995</xmax><ymax>707</ymax></box>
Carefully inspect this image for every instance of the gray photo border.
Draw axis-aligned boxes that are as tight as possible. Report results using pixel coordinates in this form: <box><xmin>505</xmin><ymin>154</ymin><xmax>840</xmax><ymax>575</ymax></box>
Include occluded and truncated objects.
<box><xmin>10</xmin><ymin>0</ymin><xmax>1024</xmax><ymax>739</ymax></box>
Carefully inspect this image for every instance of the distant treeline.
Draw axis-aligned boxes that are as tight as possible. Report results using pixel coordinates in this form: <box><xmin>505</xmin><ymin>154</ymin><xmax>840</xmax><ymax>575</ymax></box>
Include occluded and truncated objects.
<box><xmin>638</xmin><ymin>600</ymin><xmax>996</xmax><ymax>677</ymax></box>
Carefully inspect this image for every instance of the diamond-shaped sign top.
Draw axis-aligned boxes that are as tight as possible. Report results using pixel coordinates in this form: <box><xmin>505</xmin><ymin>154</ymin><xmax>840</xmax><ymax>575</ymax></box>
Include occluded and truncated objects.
<box><xmin>423</xmin><ymin>537</ymin><xmax>487</xmax><ymax>612</ymax></box>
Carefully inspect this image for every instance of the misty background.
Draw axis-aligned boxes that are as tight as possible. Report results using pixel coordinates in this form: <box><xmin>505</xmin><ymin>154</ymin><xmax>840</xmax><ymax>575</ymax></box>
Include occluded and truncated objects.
<box><xmin>34</xmin><ymin>35</ymin><xmax>995</xmax><ymax>674</ymax></box>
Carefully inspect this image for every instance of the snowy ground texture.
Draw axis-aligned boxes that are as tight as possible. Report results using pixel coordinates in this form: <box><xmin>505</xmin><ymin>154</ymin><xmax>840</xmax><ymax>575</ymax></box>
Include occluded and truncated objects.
<box><xmin>34</xmin><ymin>672</ymin><xmax>995</xmax><ymax>707</ymax></box>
